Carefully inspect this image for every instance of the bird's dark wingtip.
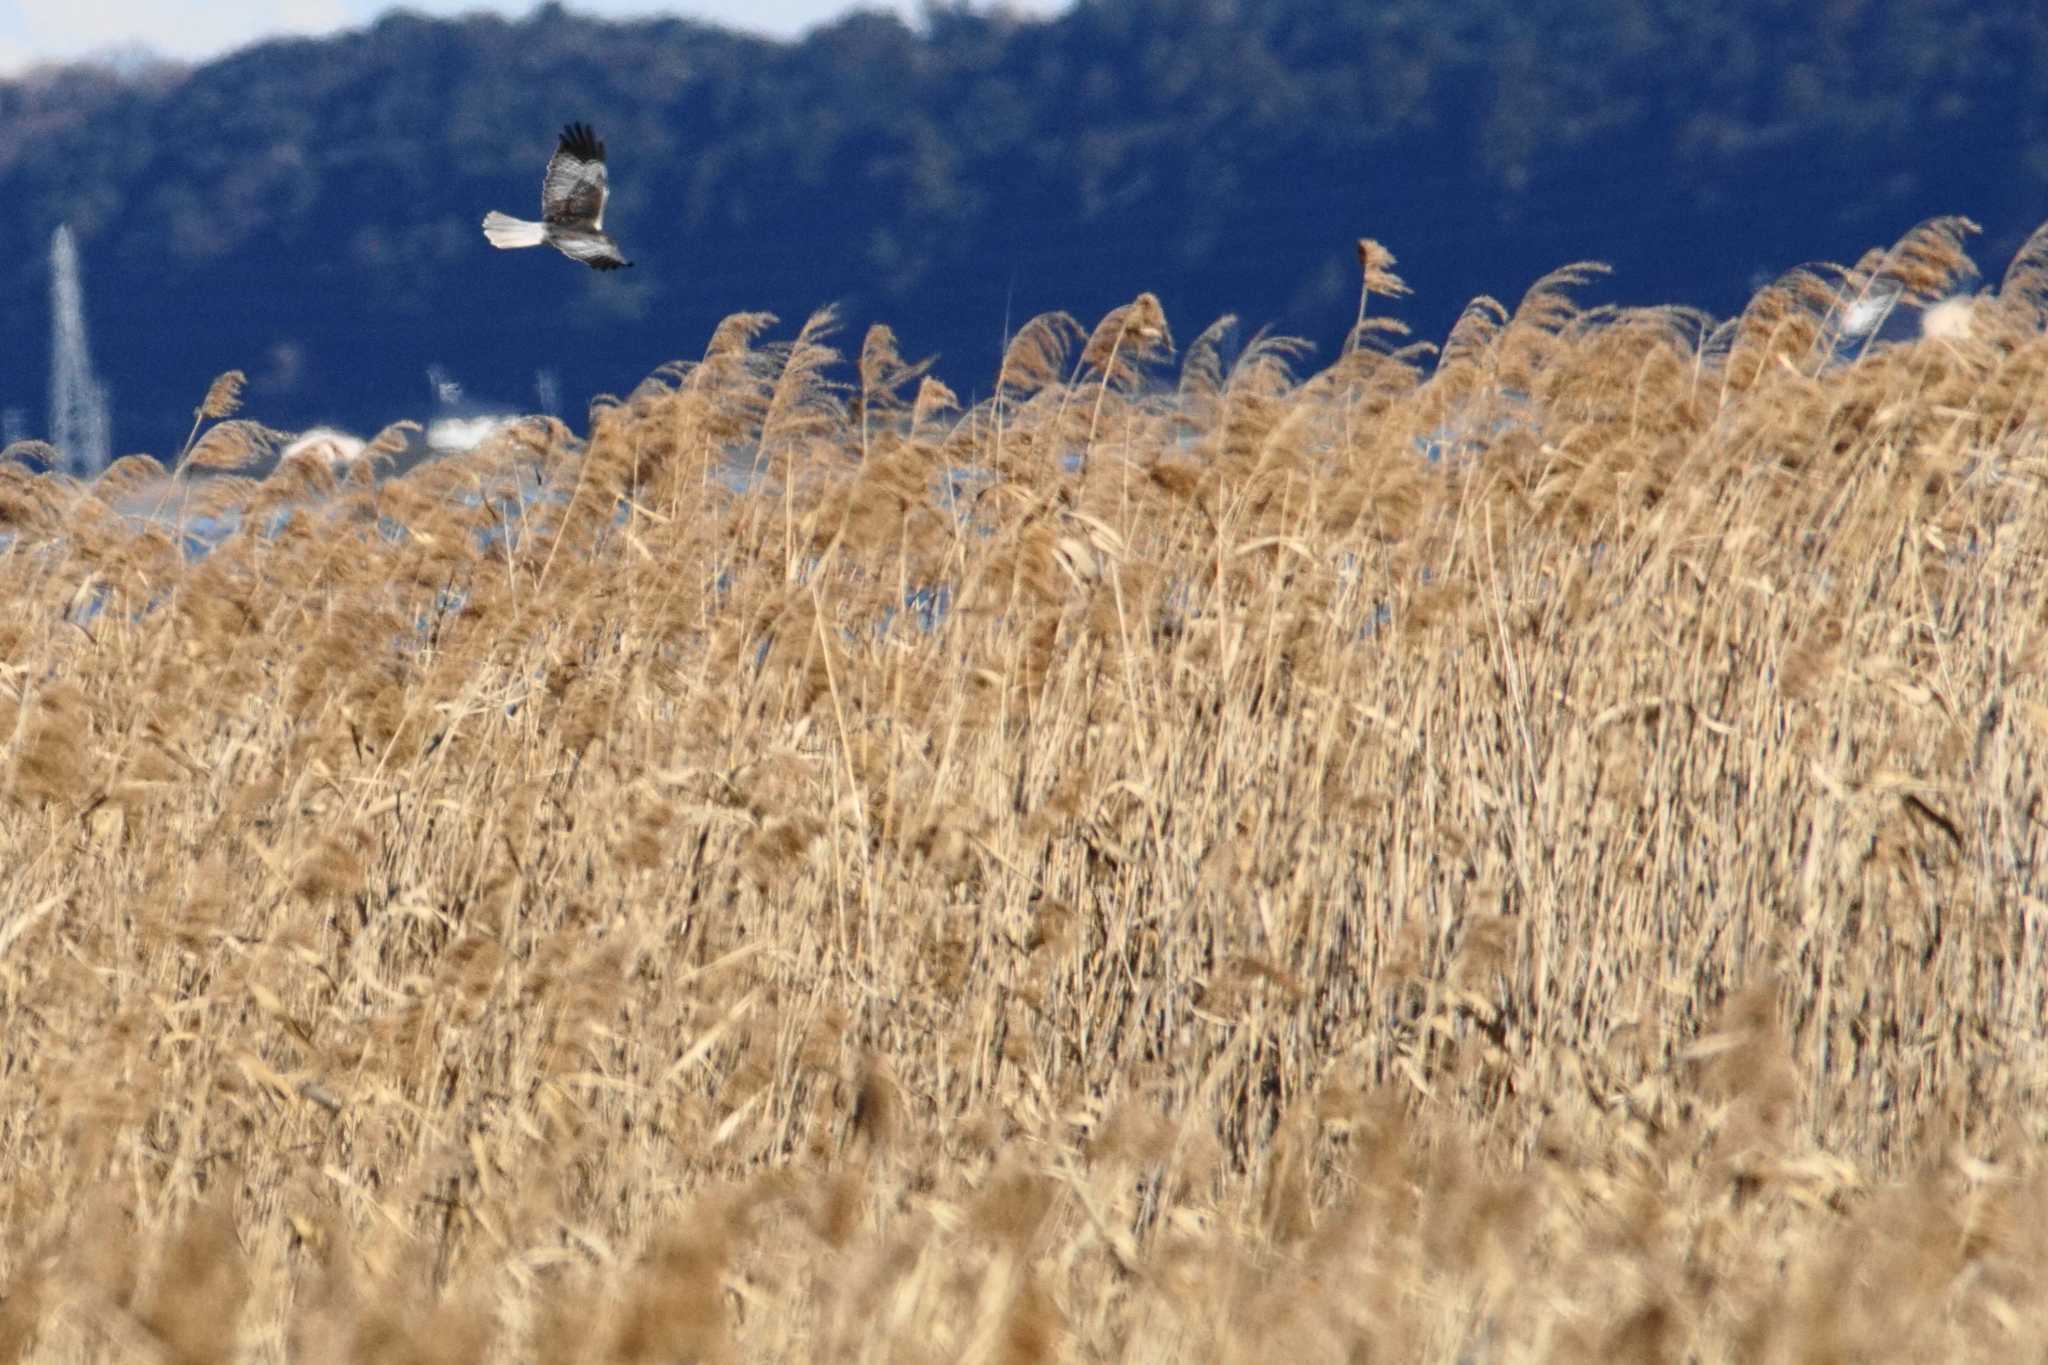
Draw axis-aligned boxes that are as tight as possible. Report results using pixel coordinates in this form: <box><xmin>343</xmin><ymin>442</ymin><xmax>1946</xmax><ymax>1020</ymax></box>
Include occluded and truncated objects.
<box><xmin>557</xmin><ymin>121</ymin><xmax>605</xmax><ymax>163</ymax></box>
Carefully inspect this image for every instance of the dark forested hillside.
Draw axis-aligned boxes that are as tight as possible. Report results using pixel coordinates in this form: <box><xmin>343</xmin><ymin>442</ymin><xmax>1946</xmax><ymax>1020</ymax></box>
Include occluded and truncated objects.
<box><xmin>4</xmin><ymin>0</ymin><xmax>2045</xmax><ymax>461</ymax></box>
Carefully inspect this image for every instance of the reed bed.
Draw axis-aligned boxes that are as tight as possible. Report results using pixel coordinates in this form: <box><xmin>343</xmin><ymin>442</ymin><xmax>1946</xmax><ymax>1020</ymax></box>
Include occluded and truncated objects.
<box><xmin>2</xmin><ymin>215</ymin><xmax>2048</xmax><ymax>1362</ymax></box>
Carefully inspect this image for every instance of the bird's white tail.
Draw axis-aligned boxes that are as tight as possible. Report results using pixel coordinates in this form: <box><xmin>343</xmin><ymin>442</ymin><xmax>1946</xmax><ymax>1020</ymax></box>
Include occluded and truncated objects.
<box><xmin>482</xmin><ymin>211</ymin><xmax>547</xmax><ymax>249</ymax></box>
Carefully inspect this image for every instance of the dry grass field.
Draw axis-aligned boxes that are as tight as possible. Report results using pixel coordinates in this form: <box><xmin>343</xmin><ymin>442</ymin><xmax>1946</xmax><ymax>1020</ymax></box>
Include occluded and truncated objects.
<box><xmin>4</xmin><ymin>214</ymin><xmax>2048</xmax><ymax>1362</ymax></box>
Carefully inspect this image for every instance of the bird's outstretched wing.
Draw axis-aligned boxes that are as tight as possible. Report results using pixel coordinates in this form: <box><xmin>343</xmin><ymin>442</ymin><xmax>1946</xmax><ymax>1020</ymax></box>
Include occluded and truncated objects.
<box><xmin>541</xmin><ymin>122</ymin><xmax>609</xmax><ymax>229</ymax></box>
<box><xmin>555</xmin><ymin>234</ymin><xmax>632</xmax><ymax>271</ymax></box>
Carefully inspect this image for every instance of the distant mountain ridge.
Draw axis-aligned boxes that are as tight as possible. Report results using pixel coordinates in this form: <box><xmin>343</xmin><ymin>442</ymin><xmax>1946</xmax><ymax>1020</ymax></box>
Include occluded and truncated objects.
<box><xmin>3</xmin><ymin>0</ymin><xmax>2044</xmax><ymax>464</ymax></box>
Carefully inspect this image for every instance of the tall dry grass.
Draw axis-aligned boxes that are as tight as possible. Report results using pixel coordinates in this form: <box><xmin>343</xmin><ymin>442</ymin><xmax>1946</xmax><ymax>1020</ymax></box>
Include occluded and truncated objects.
<box><xmin>3</xmin><ymin>213</ymin><xmax>2048</xmax><ymax>1362</ymax></box>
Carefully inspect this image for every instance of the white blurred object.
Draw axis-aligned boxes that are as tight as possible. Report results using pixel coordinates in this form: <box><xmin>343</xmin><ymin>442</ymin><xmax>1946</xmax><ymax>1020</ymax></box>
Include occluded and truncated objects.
<box><xmin>427</xmin><ymin>364</ymin><xmax>464</xmax><ymax>408</ymax></box>
<box><xmin>1838</xmin><ymin>279</ymin><xmax>1902</xmax><ymax>339</ymax></box>
<box><xmin>49</xmin><ymin>224</ymin><xmax>112</xmax><ymax>478</ymax></box>
<box><xmin>426</xmin><ymin>414</ymin><xmax>514</xmax><ymax>453</ymax></box>
<box><xmin>1919</xmin><ymin>295</ymin><xmax>1976</xmax><ymax>341</ymax></box>
<box><xmin>279</xmin><ymin>426</ymin><xmax>366</xmax><ymax>467</ymax></box>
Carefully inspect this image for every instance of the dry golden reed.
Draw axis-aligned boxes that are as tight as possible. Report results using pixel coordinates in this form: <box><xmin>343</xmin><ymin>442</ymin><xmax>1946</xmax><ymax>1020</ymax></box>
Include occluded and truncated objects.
<box><xmin>172</xmin><ymin>368</ymin><xmax>248</xmax><ymax>472</ymax></box>
<box><xmin>2</xmin><ymin>214</ymin><xmax>2048</xmax><ymax>1362</ymax></box>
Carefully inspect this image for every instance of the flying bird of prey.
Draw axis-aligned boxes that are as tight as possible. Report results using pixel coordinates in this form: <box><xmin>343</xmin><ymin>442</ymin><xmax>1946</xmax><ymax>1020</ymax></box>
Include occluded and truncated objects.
<box><xmin>482</xmin><ymin>122</ymin><xmax>633</xmax><ymax>270</ymax></box>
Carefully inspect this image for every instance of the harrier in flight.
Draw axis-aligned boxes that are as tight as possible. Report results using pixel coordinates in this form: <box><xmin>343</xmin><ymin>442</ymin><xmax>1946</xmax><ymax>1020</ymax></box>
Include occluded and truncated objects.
<box><xmin>482</xmin><ymin>122</ymin><xmax>633</xmax><ymax>270</ymax></box>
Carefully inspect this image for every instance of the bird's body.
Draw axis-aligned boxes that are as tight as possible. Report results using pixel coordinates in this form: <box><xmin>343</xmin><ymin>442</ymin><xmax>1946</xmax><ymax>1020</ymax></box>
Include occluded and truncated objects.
<box><xmin>482</xmin><ymin>122</ymin><xmax>632</xmax><ymax>270</ymax></box>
